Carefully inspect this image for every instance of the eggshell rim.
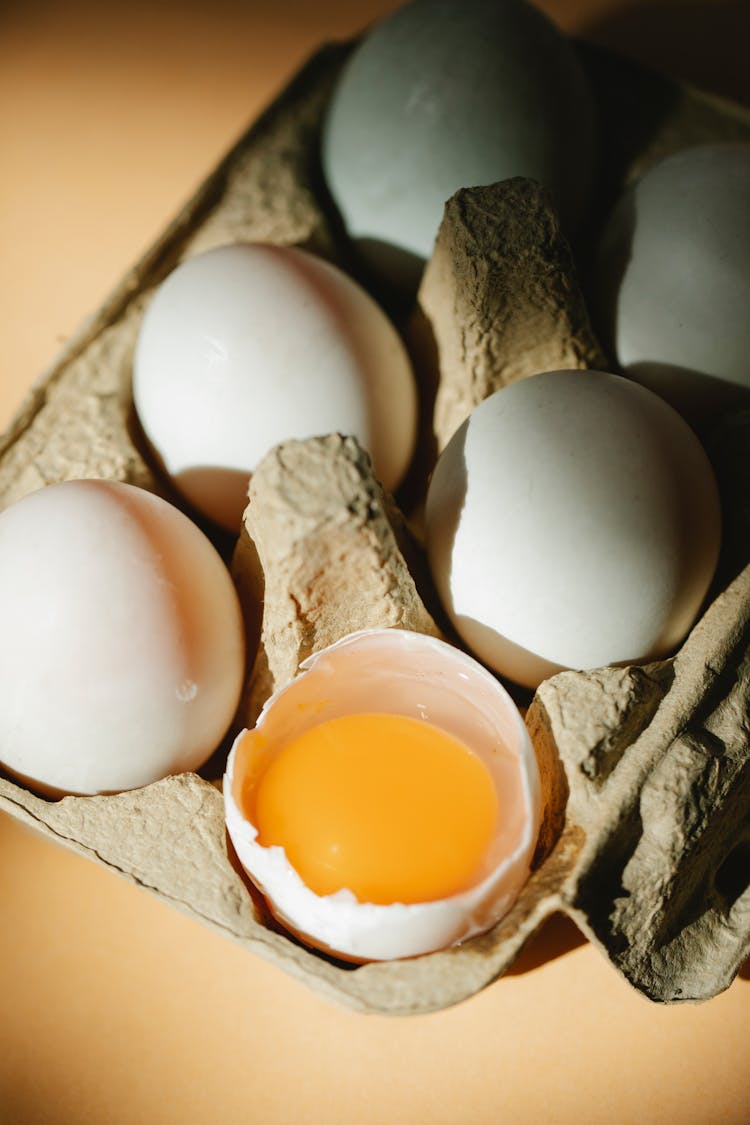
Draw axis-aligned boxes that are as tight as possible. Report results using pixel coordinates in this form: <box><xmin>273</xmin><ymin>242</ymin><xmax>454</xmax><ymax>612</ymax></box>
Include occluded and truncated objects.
<box><xmin>223</xmin><ymin>628</ymin><xmax>541</xmax><ymax>961</ymax></box>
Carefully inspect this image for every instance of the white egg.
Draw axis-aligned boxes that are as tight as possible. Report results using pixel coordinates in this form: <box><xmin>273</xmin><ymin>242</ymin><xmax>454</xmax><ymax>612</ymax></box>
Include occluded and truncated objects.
<box><xmin>321</xmin><ymin>0</ymin><xmax>597</xmax><ymax>293</ymax></box>
<box><xmin>0</xmin><ymin>480</ymin><xmax>245</xmax><ymax>795</ymax></box>
<box><xmin>133</xmin><ymin>243</ymin><xmax>418</xmax><ymax>530</ymax></box>
<box><xmin>224</xmin><ymin>629</ymin><xmax>541</xmax><ymax>962</ymax></box>
<box><xmin>424</xmin><ymin>371</ymin><xmax>722</xmax><ymax>689</ymax></box>
<box><xmin>593</xmin><ymin>142</ymin><xmax>750</xmax><ymax>419</ymax></box>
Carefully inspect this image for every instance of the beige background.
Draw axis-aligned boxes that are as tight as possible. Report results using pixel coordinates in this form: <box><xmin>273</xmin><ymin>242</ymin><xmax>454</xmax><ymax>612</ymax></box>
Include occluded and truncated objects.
<box><xmin>1</xmin><ymin>2</ymin><xmax>749</xmax><ymax>1122</ymax></box>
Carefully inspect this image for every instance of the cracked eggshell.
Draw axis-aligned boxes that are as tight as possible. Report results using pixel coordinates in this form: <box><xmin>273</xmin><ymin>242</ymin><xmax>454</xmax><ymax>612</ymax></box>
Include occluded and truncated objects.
<box><xmin>0</xmin><ymin>480</ymin><xmax>245</xmax><ymax>796</ymax></box>
<box><xmin>425</xmin><ymin>370</ymin><xmax>722</xmax><ymax>689</ymax></box>
<box><xmin>224</xmin><ymin>629</ymin><xmax>541</xmax><ymax>962</ymax></box>
<box><xmin>133</xmin><ymin>243</ymin><xmax>418</xmax><ymax>531</ymax></box>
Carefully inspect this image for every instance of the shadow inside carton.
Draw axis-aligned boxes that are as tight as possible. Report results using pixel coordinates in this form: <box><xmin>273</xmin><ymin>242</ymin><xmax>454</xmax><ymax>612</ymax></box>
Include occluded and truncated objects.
<box><xmin>579</xmin><ymin>1</ymin><xmax>750</xmax><ymax>109</ymax></box>
<box><xmin>127</xmin><ymin>401</ymin><xmax>241</xmax><ymax>560</ymax></box>
<box><xmin>572</xmin><ymin>40</ymin><xmax>680</xmax><ymax>259</ymax></box>
<box><xmin>353</xmin><ymin>236</ymin><xmax>425</xmax><ymax>316</ymax></box>
<box><xmin>195</xmin><ymin>726</ymin><xmax>237</xmax><ymax>786</ymax></box>
<box><xmin>173</xmin><ymin>464</ymin><xmax>250</xmax><ymax>538</ymax></box>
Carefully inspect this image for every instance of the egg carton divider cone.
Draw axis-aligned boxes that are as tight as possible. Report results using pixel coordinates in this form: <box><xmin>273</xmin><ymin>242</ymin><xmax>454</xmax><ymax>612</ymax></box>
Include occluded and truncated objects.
<box><xmin>0</xmin><ymin>38</ymin><xmax>749</xmax><ymax>1015</ymax></box>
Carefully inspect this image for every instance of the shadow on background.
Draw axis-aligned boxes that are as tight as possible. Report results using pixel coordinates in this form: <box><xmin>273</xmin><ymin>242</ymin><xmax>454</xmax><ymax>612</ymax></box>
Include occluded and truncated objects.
<box><xmin>506</xmin><ymin>912</ymin><xmax>586</xmax><ymax>974</ymax></box>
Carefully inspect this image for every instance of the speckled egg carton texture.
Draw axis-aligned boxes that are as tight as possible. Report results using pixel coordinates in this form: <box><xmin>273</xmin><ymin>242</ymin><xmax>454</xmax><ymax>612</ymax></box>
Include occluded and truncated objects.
<box><xmin>1</xmin><ymin>40</ymin><xmax>748</xmax><ymax>1015</ymax></box>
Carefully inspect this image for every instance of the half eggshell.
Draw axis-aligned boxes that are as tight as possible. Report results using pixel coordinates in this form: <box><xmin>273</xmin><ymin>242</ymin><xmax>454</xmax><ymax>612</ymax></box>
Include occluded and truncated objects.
<box><xmin>224</xmin><ymin>628</ymin><xmax>542</xmax><ymax>962</ymax></box>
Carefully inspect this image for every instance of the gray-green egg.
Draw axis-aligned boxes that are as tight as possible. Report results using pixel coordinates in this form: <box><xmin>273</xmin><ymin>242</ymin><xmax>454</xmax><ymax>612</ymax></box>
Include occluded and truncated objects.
<box><xmin>321</xmin><ymin>0</ymin><xmax>597</xmax><ymax>294</ymax></box>
<box><xmin>593</xmin><ymin>142</ymin><xmax>750</xmax><ymax>421</ymax></box>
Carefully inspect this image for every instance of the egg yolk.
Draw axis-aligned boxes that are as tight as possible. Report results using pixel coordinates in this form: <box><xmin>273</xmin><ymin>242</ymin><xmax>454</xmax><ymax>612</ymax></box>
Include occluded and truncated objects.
<box><xmin>251</xmin><ymin>712</ymin><xmax>499</xmax><ymax>905</ymax></box>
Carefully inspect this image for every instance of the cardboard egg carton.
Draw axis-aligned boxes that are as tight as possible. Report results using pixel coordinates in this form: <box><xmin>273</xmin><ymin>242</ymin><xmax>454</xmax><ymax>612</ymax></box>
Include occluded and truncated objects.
<box><xmin>1</xmin><ymin>39</ymin><xmax>748</xmax><ymax>1014</ymax></box>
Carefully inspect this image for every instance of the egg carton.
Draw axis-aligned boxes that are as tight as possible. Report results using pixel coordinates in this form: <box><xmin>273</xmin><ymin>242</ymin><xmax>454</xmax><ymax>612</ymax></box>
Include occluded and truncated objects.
<box><xmin>1</xmin><ymin>38</ymin><xmax>748</xmax><ymax>1015</ymax></box>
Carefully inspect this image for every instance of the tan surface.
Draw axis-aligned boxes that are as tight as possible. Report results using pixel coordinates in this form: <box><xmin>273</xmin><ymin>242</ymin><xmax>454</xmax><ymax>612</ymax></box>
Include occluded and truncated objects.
<box><xmin>1</xmin><ymin>2</ymin><xmax>749</xmax><ymax>1122</ymax></box>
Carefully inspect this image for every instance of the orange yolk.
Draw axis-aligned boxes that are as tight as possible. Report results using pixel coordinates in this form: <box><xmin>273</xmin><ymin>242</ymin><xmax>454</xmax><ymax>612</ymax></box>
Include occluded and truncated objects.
<box><xmin>251</xmin><ymin>712</ymin><xmax>499</xmax><ymax>905</ymax></box>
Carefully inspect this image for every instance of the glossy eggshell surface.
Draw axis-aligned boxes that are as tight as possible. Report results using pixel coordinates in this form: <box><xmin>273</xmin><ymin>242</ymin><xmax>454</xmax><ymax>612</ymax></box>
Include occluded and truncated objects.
<box><xmin>224</xmin><ymin>629</ymin><xmax>541</xmax><ymax>962</ymax></box>
<box><xmin>424</xmin><ymin>370</ymin><xmax>722</xmax><ymax>689</ymax></box>
<box><xmin>0</xmin><ymin>480</ymin><xmax>245</xmax><ymax>795</ymax></box>
<box><xmin>133</xmin><ymin>243</ymin><xmax>418</xmax><ymax>530</ymax></box>
<box><xmin>321</xmin><ymin>0</ymin><xmax>596</xmax><ymax>291</ymax></box>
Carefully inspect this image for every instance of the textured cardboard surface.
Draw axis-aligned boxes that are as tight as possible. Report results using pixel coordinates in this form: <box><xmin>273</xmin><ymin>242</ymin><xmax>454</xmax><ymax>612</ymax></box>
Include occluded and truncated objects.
<box><xmin>0</xmin><ymin>38</ymin><xmax>748</xmax><ymax>1013</ymax></box>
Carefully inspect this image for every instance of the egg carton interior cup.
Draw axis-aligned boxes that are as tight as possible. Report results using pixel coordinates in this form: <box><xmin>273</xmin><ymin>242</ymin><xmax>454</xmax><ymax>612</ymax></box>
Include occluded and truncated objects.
<box><xmin>0</xmin><ymin>38</ymin><xmax>749</xmax><ymax>1015</ymax></box>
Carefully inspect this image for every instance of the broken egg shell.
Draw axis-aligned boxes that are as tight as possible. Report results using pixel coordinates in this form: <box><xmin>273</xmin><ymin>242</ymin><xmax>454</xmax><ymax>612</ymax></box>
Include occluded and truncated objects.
<box><xmin>224</xmin><ymin>628</ymin><xmax>542</xmax><ymax>962</ymax></box>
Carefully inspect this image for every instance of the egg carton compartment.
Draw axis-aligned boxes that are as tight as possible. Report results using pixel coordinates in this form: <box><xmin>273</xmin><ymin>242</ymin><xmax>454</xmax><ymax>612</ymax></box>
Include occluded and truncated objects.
<box><xmin>0</xmin><ymin>36</ymin><xmax>749</xmax><ymax>1015</ymax></box>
